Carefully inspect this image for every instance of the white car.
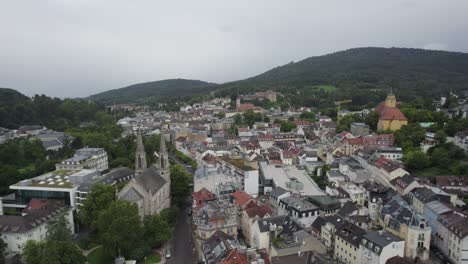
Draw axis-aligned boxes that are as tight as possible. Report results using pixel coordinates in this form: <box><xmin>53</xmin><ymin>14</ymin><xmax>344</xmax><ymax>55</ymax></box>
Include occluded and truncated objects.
<box><xmin>165</xmin><ymin>248</ymin><xmax>172</xmax><ymax>258</ymax></box>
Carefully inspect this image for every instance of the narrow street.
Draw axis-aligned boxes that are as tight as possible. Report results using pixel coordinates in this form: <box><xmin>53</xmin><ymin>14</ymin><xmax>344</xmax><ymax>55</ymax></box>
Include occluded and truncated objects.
<box><xmin>165</xmin><ymin>203</ymin><xmax>194</xmax><ymax>264</ymax></box>
<box><xmin>166</xmin><ymin>151</ymin><xmax>196</xmax><ymax>263</ymax></box>
<box><xmin>169</xmin><ymin>152</ymin><xmax>195</xmax><ymax>174</ymax></box>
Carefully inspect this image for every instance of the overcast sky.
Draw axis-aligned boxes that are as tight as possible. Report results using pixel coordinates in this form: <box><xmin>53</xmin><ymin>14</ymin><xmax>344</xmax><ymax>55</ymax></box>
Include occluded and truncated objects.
<box><xmin>1</xmin><ymin>0</ymin><xmax>467</xmax><ymax>98</ymax></box>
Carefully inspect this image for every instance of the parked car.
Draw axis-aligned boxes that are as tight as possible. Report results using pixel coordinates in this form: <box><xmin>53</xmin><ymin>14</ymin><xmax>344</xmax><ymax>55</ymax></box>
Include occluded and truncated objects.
<box><xmin>165</xmin><ymin>248</ymin><xmax>172</xmax><ymax>258</ymax></box>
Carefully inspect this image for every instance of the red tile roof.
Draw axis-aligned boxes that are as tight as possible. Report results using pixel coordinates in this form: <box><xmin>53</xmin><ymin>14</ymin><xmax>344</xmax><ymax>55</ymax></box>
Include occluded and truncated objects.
<box><xmin>376</xmin><ymin>103</ymin><xmax>407</xmax><ymax>121</ymax></box>
<box><xmin>373</xmin><ymin>156</ymin><xmax>401</xmax><ymax>172</ymax></box>
<box><xmin>344</xmin><ymin>137</ymin><xmax>363</xmax><ymax>145</ymax></box>
<box><xmin>219</xmin><ymin>249</ymin><xmax>249</xmax><ymax>264</ymax></box>
<box><xmin>245</xmin><ymin>204</ymin><xmax>272</xmax><ymax>218</ymax></box>
<box><xmin>436</xmin><ymin>176</ymin><xmax>468</xmax><ymax>187</ymax></box>
<box><xmin>192</xmin><ymin>188</ymin><xmax>216</xmax><ymax>208</ymax></box>
<box><xmin>237</xmin><ymin>104</ymin><xmax>256</xmax><ymax>112</ymax></box>
<box><xmin>294</xmin><ymin>120</ymin><xmax>311</xmax><ymax>126</ymax></box>
<box><xmin>231</xmin><ymin>190</ymin><xmax>251</xmax><ymax>206</ymax></box>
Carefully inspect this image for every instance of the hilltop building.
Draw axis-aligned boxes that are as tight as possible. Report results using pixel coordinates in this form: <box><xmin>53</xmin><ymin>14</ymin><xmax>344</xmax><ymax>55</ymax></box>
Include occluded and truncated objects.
<box><xmin>375</xmin><ymin>92</ymin><xmax>408</xmax><ymax>131</ymax></box>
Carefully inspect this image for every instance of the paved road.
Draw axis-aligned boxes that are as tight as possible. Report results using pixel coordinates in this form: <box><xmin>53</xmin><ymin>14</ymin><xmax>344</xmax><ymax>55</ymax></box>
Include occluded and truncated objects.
<box><xmin>166</xmin><ymin>204</ymin><xmax>194</xmax><ymax>264</ymax></box>
<box><xmin>169</xmin><ymin>152</ymin><xmax>195</xmax><ymax>174</ymax></box>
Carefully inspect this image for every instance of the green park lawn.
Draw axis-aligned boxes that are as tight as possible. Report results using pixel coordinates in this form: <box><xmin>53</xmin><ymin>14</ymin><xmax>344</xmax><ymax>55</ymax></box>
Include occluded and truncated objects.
<box><xmin>413</xmin><ymin>167</ymin><xmax>450</xmax><ymax>177</ymax></box>
<box><xmin>313</xmin><ymin>85</ymin><xmax>336</xmax><ymax>92</ymax></box>
<box><xmin>87</xmin><ymin>247</ymin><xmax>113</xmax><ymax>264</ymax></box>
<box><xmin>140</xmin><ymin>253</ymin><xmax>161</xmax><ymax>264</ymax></box>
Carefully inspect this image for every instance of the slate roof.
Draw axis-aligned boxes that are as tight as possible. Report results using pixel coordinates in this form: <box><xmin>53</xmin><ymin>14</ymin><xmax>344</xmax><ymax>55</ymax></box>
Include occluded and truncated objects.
<box><xmin>271</xmin><ymin>186</ymin><xmax>289</xmax><ymax>199</ymax></box>
<box><xmin>336</xmin><ymin>221</ymin><xmax>366</xmax><ymax>248</ymax></box>
<box><xmin>381</xmin><ymin>196</ymin><xmax>426</xmax><ymax>229</ymax></box>
<box><xmin>134</xmin><ymin>165</ymin><xmax>167</xmax><ymax>194</ymax></box>
<box><xmin>280</xmin><ymin>196</ymin><xmax>318</xmax><ymax>212</ymax></box>
<box><xmin>0</xmin><ymin>199</ymin><xmax>69</xmax><ymax>234</ymax></box>
<box><xmin>438</xmin><ymin>212</ymin><xmax>468</xmax><ymax>238</ymax></box>
<box><xmin>411</xmin><ymin>187</ymin><xmax>450</xmax><ymax>204</ymax></box>
<box><xmin>361</xmin><ymin>231</ymin><xmax>402</xmax><ymax>255</ymax></box>
<box><xmin>390</xmin><ymin>174</ymin><xmax>416</xmax><ymax>189</ymax></box>
<box><xmin>337</xmin><ymin>201</ymin><xmax>359</xmax><ymax>217</ymax></box>
<box><xmin>100</xmin><ymin>167</ymin><xmax>134</xmax><ymax>185</ymax></box>
<box><xmin>120</xmin><ymin>187</ymin><xmax>143</xmax><ymax>202</ymax></box>
<box><xmin>257</xmin><ymin>215</ymin><xmax>301</xmax><ymax>234</ymax></box>
<box><xmin>202</xmin><ymin>230</ymin><xmax>234</xmax><ymax>263</ymax></box>
<box><xmin>311</xmin><ymin>216</ymin><xmax>326</xmax><ymax>232</ymax></box>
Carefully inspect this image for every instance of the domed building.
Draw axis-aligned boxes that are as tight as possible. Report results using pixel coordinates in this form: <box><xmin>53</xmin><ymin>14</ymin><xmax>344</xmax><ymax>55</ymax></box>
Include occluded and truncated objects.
<box><xmin>375</xmin><ymin>92</ymin><xmax>408</xmax><ymax>131</ymax></box>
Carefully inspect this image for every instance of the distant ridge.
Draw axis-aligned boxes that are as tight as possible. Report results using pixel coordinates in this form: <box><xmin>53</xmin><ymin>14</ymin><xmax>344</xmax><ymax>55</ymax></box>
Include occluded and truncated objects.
<box><xmin>88</xmin><ymin>47</ymin><xmax>468</xmax><ymax>104</ymax></box>
<box><xmin>88</xmin><ymin>79</ymin><xmax>217</xmax><ymax>104</ymax></box>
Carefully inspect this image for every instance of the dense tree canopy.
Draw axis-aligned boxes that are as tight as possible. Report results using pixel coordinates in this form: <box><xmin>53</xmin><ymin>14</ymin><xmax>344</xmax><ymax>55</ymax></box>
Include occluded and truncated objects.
<box><xmin>22</xmin><ymin>213</ymin><xmax>85</xmax><ymax>264</ymax></box>
<box><xmin>79</xmin><ymin>184</ymin><xmax>116</xmax><ymax>231</ymax></box>
<box><xmin>97</xmin><ymin>200</ymin><xmax>143</xmax><ymax>258</ymax></box>
<box><xmin>170</xmin><ymin>164</ymin><xmax>192</xmax><ymax>206</ymax></box>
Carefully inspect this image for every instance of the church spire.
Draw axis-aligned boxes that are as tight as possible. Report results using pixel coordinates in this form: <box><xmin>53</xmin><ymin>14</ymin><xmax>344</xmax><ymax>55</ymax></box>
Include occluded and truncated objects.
<box><xmin>135</xmin><ymin>129</ymin><xmax>147</xmax><ymax>175</ymax></box>
<box><xmin>159</xmin><ymin>132</ymin><xmax>170</xmax><ymax>182</ymax></box>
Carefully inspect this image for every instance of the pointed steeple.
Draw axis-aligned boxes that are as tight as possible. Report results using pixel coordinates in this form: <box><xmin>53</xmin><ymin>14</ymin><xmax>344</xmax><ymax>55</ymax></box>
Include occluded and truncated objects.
<box><xmin>160</xmin><ymin>132</ymin><xmax>167</xmax><ymax>155</ymax></box>
<box><xmin>135</xmin><ymin>129</ymin><xmax>147</xmax><ymax>175</ymax></box>
<box><xmin>159</xmin><ymin>132</ymin><xmax>170</xmax><ymax>182</ymax></box>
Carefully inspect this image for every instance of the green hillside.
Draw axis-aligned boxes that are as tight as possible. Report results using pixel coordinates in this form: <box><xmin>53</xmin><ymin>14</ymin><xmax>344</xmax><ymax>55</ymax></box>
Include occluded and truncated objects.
<box><xmin>213</xmin><ymin>47</ymin><xmax>468</xmax><ymax>107</ymax></box>
<box><xmin>88</xmin><ymin>79</ymin><xmax>217</xmax><ymax>104</ymax></box>
<box><xmin>0</xmin><ymin>88</ymin><xmax>104</xmax><ymax>129</ymax></box>
<box><xmin>88</xmin><ymin>47</ymin><xmax>468</xmax><ymax>107</ymax></box>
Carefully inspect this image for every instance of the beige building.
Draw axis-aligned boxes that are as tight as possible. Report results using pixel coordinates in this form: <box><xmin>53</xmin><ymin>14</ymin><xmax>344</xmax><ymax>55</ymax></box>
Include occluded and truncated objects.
<box><xmin>375</xmin><ymin>93</ymin><xmax>408</xmax><ymax>131</ymax></box>
<box><xmin>380</xmin><ymin>196</ymin><xmax>431</xmax><ymax>260</ymax></box>
<box><xmin>334</xmin><ymin>221</ymin><xmax>366</xmax><ymax>264</ymax></box>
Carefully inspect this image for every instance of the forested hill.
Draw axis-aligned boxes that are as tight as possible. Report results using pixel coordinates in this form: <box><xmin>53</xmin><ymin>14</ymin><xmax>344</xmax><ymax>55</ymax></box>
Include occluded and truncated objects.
<box><xmin>0</xmin><ymin>88</ymin><xmax>104</xmax><ymax>130</ymax></box>
<box><xmin>87</xmin><ymin>48</ymin><xmax>468</xmax><ymax>107</ymax></box>
<box><xmin>88</xmin><ymin>78</ymin><xmax>217</xmax><ymax>104</ymax></box>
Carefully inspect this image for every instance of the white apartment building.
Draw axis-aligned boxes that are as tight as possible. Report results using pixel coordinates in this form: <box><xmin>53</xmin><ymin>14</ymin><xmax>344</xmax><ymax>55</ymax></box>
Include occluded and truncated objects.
<box><xmin>56</xmin><ymin>147</ymin><xmax>108</xmax><ymax>172</ymax></box>
<box><xmin>0</xmin><ymin>199</ymin><xmax>74</xmax><ymax>253</ymax></box>
<box><xmin>216</xmin><ymin>156</ymin><xmax>259</xmax><ymax>198</ymax></box>
<box><xmin>360</xmin><ymin>231</ymin><xmax>404</xmax><ymax>264</ymax></box>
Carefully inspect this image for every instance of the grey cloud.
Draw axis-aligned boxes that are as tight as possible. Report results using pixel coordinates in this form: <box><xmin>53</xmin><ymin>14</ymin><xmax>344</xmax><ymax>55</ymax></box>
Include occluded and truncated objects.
<box><xmin>0</xmin><ymin>0</ymin><xmax>467</xmax><ymax>98</ymax></box>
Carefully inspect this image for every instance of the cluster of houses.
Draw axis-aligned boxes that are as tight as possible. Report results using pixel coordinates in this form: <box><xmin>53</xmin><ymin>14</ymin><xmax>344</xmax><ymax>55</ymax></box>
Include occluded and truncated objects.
<box><xmin>0</xmin><ymin>131</ymin><xmax>172</xmax><ymax>258</ymax></box>
<box><xmin>151</xmin><ymin>92</ymin><xmax>468</xmax><ymax>263</ymax></box>
<box><xmin>0</xmin><ymin>125</ymin><xmax>73</xmax><ymax>151</ymax></box>
<box><xmin>4</xmin><ymin>89</ymin><xmax>468</xmax><ymax>263</ymax></box>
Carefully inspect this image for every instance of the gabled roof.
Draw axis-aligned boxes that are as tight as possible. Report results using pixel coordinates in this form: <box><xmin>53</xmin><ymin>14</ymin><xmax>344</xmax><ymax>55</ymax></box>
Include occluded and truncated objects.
<box><xmin>337</xmin><ymin>201</ymin><xmax>359</xmax><ymax>217</ymax></box>
<box><xmin>120</xmin><ymin>187</ymin><xmax>143</xmax><ymax>202</ymax></box>
<box><xmin>134</xmin><ymin>165</ymin><xmax>167</xmax><ymax>194</ymax></box>
<box><xmin>202</xmin><ymin>230</ymin><xmax>234</xmax><ymax>263</ymax></box>
<box><xmin>245</xmin><ymin>203</ymin><xmax>272</xmax><ymax>218</ymax></box>
<box><xmin>231</xmin><ymin>190</ymin><xmax>251</xmax><ymax>206</ymax></box>
<box><xmin>335</xmin><ymin>221</ymin><xmax>366</xmax><ymax>248</ymax></box>
<box><xmin>257</xmin><ymin>215</ymin><xmax>301</xmax><ymax>234</ymax></box>
<box><xmin>362</xmin><ymin>231</ymin><xmax>402</xmax><ymax>255</ymax></box>
<box><xmin>379</xmin><ymin>106</ymin><xmax>407</xmax><ymax>121</ymax></box>
<box><xmin>271</xmin><ymin>187</ymin><xmax>289</xmax><ymax>199</ymax></box>
<box><xmin>390</xmin><ymin>174</ymin><xmax>416</xmax><ymax>189</ymax></box>
<box><xmin>438</xmin><ymin>212</ymin><xmax>468</xmax><ymax>238</ymax></box>
<box><xmin>193</xmin><ymin>188</ymin><xmax>216</xmax><ymax>203</ymax></box>
<box><xmin>373</xmin><ymin>156</ymin><xmax>401</xmax><ymax>172</ymax></box>
<box><xmin>0</xmin><ymin>199</ymin><xmax>69</xmax><ymax>234</ymax></box>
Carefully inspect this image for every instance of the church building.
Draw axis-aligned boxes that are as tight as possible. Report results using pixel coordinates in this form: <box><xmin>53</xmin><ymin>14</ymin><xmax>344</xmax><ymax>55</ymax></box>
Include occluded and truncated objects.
<box><xmin>375</xmin><ymin>92</ymin><xmax>408</xmax><ymax>131</ymax></box>
<box><xmin>118</xmin><ymin>131</ymin><xmax>171</xmax><ymax>218</ymax></box>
